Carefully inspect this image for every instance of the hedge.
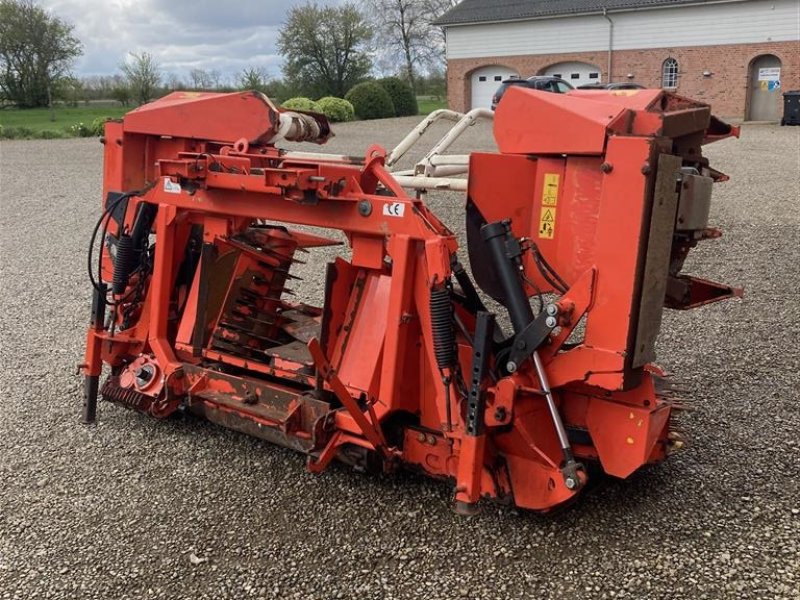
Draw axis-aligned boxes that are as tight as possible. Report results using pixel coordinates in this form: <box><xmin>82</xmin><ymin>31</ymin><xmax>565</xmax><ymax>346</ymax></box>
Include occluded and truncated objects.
<box><xmin>281</xmin><ymin>97</ymin><xmax>321</xmax><ymax>112</ymax></box>
<box><xmin>316</xmin><ymin>97</ymin><xmax>355</xmax><ymax>122</ymax></box>
<box><xmin>345</xmin><ymin>82</ymin><xmax>395</xmax><ymax>120</ymax></box>
<box><xmin>378</xmin><ymin>77</ymin><xmax>418</xmax><ymax>117</ymax></box>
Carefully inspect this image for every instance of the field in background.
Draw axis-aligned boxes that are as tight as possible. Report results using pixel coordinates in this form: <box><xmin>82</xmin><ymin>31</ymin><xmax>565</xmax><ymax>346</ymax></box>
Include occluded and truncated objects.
<box><xmin>0</xmin><ymin>105</ymin><xmax>127</xmax><ymax>139</ymax></box>
<box><xmin>0</xmin><ymin>96</ymin><xmax>448</xmax><ymax>140</ymax></box>
<box><xmin>417</xmin><ymin>95</ymin><xmax>447</xmax><ymax>114</ymax></box>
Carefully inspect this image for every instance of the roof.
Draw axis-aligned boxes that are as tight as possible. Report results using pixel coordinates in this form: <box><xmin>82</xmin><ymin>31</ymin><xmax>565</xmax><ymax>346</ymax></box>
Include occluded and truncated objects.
<box><xmin>435</xmin><ymin>0</ymin><xmax>735</xmax><ymax>26</ymax></box>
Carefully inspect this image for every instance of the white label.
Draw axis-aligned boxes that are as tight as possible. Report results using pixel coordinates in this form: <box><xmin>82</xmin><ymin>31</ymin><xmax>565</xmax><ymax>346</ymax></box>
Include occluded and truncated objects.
<box><xmin>163</xmin><ymin>178</ymin><xmax>181</xmax><ymax>194</ymax></box>
<box><xmin>382</xmin><ymin>202</ymin><xmax>405</xmax><ymax>217</ymax></box>
<box><xmin>758</xmin><ymin>67</ymin><xmax>781</xmax><ymax>82</ymax></box>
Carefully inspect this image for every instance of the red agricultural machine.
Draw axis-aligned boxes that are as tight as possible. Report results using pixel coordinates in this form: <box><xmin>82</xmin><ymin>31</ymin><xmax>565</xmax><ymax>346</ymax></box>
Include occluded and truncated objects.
<box><xmin>81</xmin><ymin>88</ymin><xmax>741</xmax><ymax>513</ymax></box>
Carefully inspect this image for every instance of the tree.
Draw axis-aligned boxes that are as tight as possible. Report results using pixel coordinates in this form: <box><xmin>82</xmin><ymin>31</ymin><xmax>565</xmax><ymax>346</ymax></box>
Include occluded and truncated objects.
<box><xmin>278</xmin><ymin>2</ymin><xmax>372</xmax><ymax>98</ymax></box>
<box><xmin>0</xmin><ymin>0</ymin><xmax>82</xmax><ymax>108</ymax></box>
<box><xmin>120</xmin><ymin>52</ymin><xmax>161</xmax><ymax>105</ymax></box>
<box><xmin>238</xmin><ymin>67</ymin><xmax>270</xmax><ymax>94</ymax></box>
<box><xmin>188</xmin><ymin>68</ymin><xmax>221</xmax><ymax>90</ymax></box>
<box><xmin>362</xmin><ymin>0</ymin><xmax>457</xmax><ymax>90</ymax></box>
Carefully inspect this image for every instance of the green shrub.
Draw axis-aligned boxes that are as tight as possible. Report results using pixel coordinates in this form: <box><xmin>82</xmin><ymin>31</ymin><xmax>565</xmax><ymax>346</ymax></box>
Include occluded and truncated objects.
<box><xmin>0</xmin><ymin>126</ymin><xmax>35</xmax><ymax>139</ymax></box>
<box><xmin>377</xmin><ymin>77</ymin><xmax>418</xmax><ymax>117</ymax></box>
<box><xmin>39</xmin><ymin>129</ymin><xmax>66</xmax><ymax>139</ymax></box>
<box><xmin>345</xmin><ymin>82</ymin><xmax>395</xmax><ymax>120</ymax></box>
<box><xmin>91</xmin><ymin>116</ymin><xmax>113</xmax><ymax>136</ymax></box>
<box><xmin>316</xmin><ymin>97</ymin><xmax>355</xmax><ymax>122</ymax></box>
<box><xmin>68</xmin><ymin>122</ymin><xmax>95</xmax><ymax>137</ymax></box>
<box><xmin>281</xmin><ymin>97</ymin><xmax>321</xmax><ymax>112</ymax></box>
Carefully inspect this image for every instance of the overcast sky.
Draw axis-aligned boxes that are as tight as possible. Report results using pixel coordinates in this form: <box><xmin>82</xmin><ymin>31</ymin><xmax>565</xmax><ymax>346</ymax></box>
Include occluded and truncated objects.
<box><xmin>38</xmin><ymin>0</ymin><xmax>342</xmax><ymax>81</ymax></box>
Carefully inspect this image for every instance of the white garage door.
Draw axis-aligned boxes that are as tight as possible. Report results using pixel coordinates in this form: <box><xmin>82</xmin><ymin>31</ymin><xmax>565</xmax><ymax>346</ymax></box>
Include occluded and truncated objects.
<box><xmin>471</xmin><ymin>66</ymin><xmax>519</xmax><ymax>109</ymax></box>
<box><xmin>543</xmin><ymin>61</ymin><xmax>602</xmax><ymax>88</ymax></box>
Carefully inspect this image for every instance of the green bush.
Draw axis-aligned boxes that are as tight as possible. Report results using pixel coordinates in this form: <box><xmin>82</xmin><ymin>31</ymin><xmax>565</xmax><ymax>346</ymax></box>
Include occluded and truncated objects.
<box><xmin>39</xmin><ymin>129</ymin><xmax>67</xmax><ymax>139</ymax></box>
<box><xmin>0</xmin><ymin>125</ymin><xmax>35</xmax><ymax>139</ymax></box>
<box><xmin>68</xmin><ymin>122</ymin><xmax>95</xmax><ymax>137</ymax></box>
<box><xmin>377</xmin><ymin>77</ymin><xmax>418</xmax><ymax>117</ymax></box>
<box><xmin>91</xmin><ymin>116</ymin><xmax>113</xmax><ymax>136</ymax></box>
<box><xmin>281</xmin><ymin>97</ymin><xmax>321</xmax><ymax>112</ymax></box>
<box><xmin>345</xmin><ymin>82</ymin><xmax>395</xmax><ymax>120</ymax></box>
<box><xmin>316</xmin><ymin>97</ymin><xmax>355</xmax><ymax>122</ymax></box>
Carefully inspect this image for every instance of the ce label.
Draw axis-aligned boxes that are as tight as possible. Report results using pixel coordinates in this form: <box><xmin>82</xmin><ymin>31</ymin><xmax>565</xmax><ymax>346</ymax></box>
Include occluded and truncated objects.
<box><xmin>382</xmin><ymin>202</ymin><xmax>405</xmax><ymax>218</ymax></box>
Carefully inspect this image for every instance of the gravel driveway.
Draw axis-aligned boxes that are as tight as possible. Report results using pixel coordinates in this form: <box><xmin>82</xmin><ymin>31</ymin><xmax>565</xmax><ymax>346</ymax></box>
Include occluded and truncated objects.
<box><xmin>0</xmin><ymin>116</ymin><xmax>798</xmax><ymax>600</ymax></box>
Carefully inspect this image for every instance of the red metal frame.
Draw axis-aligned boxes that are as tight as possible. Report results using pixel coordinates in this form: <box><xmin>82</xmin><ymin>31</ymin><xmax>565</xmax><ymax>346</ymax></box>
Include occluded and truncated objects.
<box><xmin>81</xmin><ymin>90</ymin><xmax>740</xmax><ymax>513</ymax></box>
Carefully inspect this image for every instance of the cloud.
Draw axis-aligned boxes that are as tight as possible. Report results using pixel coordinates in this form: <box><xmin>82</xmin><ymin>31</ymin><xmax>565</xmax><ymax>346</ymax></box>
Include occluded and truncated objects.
<box><xmin>38</xmin><ymin>0</ymin><xmax>342</xmax><ymax>81</ymax></box>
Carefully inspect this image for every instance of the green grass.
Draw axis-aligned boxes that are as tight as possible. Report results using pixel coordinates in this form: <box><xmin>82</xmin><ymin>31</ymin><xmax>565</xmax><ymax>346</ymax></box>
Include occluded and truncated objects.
<box><xmin>417</xmin><ymin>96</ymin><xmax>447</xmax><ymax>115</ymax></box>
<box><xmin>0</xmin><ymin>105</ymin><xmax>128</xmax><ymax>139</ymax></box>
<box><xmin>0</xmin><ymin>99</ymin><xmax>447</xmax><ymax>139</ymax></box>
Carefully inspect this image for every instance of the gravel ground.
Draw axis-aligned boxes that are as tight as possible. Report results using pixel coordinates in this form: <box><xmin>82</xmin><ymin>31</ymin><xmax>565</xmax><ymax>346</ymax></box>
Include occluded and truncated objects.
<box><xmin>0</xmin><ymin>116</ymin><xmax>798</xmax><ymax>600</ymax></box>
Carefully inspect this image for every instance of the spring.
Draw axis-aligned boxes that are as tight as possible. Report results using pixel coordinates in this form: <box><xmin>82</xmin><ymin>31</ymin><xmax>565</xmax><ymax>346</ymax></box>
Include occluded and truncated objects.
<box><xmin>112</xmin><ymin>234</ymin><xmax>137</xmax><ymax>295</ymax></box>
<box><xmin>430</xmin><ymin>285</ymin><xmax>456</xmax><ymax>371</ymax></box>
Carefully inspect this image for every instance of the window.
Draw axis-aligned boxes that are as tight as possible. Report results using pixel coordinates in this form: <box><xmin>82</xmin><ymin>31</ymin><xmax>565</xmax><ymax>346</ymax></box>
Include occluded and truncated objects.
<box><xmin>570</xmin><ymin>73</ymin><xmax>580</xmax><ymax>79</ymax></box>
<box><xmin>589</xmin><ymin>72</ymin><xmax>599</xmax><ymax>79</ymax></box>
<box><xmin>662</xmin><ymin>58</ymin><xmax>679</xmax><ymax>89</ymax></box>
<box><xmin>494</xmin><ymin>75</ymin><xmax>502</xmax><ymax>81</ymax></box>
<box><xmin>552</xmin><ymin>73</ymin><xmax>562</xmax><ymax>79</ymax></box>
<box><xmin>555</xmin><ymin>81</ymin><xmax>572</xmax><ymax>93</ymax></box>
<box><xmin>478</xmin><ymin>76</ymin><xmax>486</xmax><ymax>82</ymax></box>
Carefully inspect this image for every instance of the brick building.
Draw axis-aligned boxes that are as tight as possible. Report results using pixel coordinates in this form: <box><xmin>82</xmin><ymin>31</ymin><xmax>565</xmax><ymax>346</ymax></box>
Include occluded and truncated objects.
<box><xmin>437</xmin><ymin>0</ymin><xmax>799</xmax><ymax>120</ymax></box>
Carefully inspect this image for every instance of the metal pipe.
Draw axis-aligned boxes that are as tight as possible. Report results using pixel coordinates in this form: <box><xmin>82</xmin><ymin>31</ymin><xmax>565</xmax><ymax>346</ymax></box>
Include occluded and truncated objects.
<box><xmin>603</xmin><ymin>8</ymin><xmax>614</xmax><ymax>83</ymax></box>
<box><xmin>424</xmin><ymin>164</ymin><xmax>469</xmax><ymax>178</ymax></box>
<box><xmin>419</xmin><ymin>108</ymin><xmax>493</xmax><ymax>173</ymax></box>
<box><xmin>280</xmin><ymin>150</ymin><xmax>361</xmax><ymax>164</ymax></box>
<box><xmin>391</xmin><ymin>175</ymin><xmax>468</xmax><ymax>191</ymax></box>
<box><xmin>429</xmin><ymin>154</ymin><xmax>470</xmax><ymax>166</ymax></box>
<box><xmin>386</xmin><ymin>109</ymin><xmax>464</xmax><ymax>167</ymax></box>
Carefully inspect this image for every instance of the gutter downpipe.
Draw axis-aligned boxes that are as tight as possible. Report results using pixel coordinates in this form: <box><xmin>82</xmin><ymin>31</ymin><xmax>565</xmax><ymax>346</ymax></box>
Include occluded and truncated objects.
<box><xmin>603</xmin><ymin>8</ymin><xmax>614</xmax><ymax>83</ymax></box>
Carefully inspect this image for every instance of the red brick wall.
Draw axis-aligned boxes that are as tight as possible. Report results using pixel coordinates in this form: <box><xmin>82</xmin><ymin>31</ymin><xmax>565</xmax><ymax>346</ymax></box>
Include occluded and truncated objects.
<box><xmin>446</xmin><ymin>41</ymin><xmax>799</xmax><ymax>119</ymax></box>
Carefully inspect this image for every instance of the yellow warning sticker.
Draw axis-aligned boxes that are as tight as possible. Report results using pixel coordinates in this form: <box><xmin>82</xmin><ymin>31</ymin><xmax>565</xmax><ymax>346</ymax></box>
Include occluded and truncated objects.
<box><xmin>542</xmin><ymin>173</ymin><xmax>560</xmax><ymax>207</ymax></box>
<box><xmin>538</xmin><ymin>206</ymin><xmax>556</xmax><ymax>239</ymax></box>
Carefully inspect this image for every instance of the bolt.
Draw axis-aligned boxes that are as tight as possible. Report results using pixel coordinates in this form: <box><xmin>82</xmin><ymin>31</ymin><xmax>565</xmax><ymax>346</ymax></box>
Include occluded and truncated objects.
<box><xmin>494</xmin><ymin>407</ymin><xmax>507</xmax><ymax>422</ymax></box>
<box><xmin>565</xmin><ymin>477</ymin><xmax>578</xmax><ymax>490</ymax></box>
<box><xmin>515</xmin><ymin>339</ymin><xmax>526</xmax><ymax>350</ymax></box>
<box><xmin>641</xmin><ymin>163</ymin><xmax>652</xmax><ymax>175</ymax></box>
<box><xmin>600</xmin><ymin>162</ymin><xmax>613</xmax><ymax>173</ymax></box>
<box><xmin>417</xmin><ymin>432</ymin><xmax>426</xmax><ymax>443</ymax></box>
<box><xmin>546</xmin><ymin>304</ymin><xmax>558</xmax><ymax>316</ymax></box>
<box><xmin>357</xmin><ymin>200</ymin><xmax>372</xmax><ymax>217</ymax></box>
<box><xmin>545</xmin><ymin>316</ymin><xmax>557</xmax><ymax>328</ymax></box>
<box><xmin>506</xmin><ymin>361</ymin><xmax>517</xmax><ymax>373</ymax></box>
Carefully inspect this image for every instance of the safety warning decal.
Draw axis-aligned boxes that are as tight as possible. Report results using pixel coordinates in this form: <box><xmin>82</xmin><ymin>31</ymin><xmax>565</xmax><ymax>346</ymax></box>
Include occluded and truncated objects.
<box><xmin>542</xmin><ymin>173</ymin><xmax>560</xmax><ymax>207</ymax></box>
<box><xmin>539</xmin><ymin>173</ymin><xmax>559</xmax><ymax>239</ymax></box>
<box><xmin>539</xmin><ymin>207</ymin><xmax>556</xmax><ymax>240</ymax></box>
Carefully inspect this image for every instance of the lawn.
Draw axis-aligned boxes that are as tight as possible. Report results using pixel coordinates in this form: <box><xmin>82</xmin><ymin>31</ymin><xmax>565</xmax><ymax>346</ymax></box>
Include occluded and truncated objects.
<box><xmin>417</xmin><ymin>95</ymin><xmax>448</xmax><ymax>114</ymax></box>
<box><xmin>0</xmin><ymin>105</ymin><xmax>128</xmax><ymax>139</ymax></box>
<box><xmin>0</xmin><ymin>98</ymin><xmax>448</xmax><ymax>139</ymax></box>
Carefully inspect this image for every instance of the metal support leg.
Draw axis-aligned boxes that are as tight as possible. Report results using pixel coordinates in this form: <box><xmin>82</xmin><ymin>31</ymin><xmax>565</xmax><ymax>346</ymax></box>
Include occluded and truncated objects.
<box><xmin>454</xmin><ymin>311</ymin><xmax>495</xmax><ymax>515</ymax></box>
<box><xmin>81</xmin><ymin>283</ymin><xmax>107</xmax><ymax>424</ymax></box>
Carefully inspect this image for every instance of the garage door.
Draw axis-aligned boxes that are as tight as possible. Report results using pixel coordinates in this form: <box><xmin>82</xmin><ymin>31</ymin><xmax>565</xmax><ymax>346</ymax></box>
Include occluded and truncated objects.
<box><xmin>471</xmin><ymin>66</ymin><xmax>519</xmax><ymax>109</ymax></box>
<box><xmin>543</xmin><ymin>62</ymin><xmax>602</xmax><ymax>88</ymax></box>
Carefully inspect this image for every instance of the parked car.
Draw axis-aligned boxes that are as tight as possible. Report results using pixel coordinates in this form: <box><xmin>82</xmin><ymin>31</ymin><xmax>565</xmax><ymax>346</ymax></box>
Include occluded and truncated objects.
<box><xmin>491</xmin><ymin>76</ymin><xmax>574</xmax><ymax>110</ymax></box>
<box><xmin>577</xmin><ymin>82</ymin><xmax>646</xmax><ymax>90</ymax></box>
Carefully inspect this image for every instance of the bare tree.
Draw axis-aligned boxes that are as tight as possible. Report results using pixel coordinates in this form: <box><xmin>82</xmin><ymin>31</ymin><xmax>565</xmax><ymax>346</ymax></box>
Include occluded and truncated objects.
<box><xmin>120</xmin><ymin>52</ymin><xmax>161</xmax><ymax>105</ymax></box>
<box><xmin>362</xmin><ymin>0</ymin><xmax>457</xmax><ymax>91</ymax></box>
<box><xmin>238</xmin><ymin>67</ymin><xmax>269</xmax><ymax>93</ymax></box>
<box><xmin>188</xmin><ymin>68</ymin><xmax>222</xmax><ymax>90</ymax></box>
